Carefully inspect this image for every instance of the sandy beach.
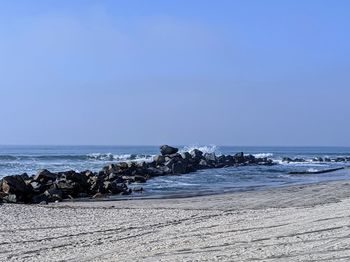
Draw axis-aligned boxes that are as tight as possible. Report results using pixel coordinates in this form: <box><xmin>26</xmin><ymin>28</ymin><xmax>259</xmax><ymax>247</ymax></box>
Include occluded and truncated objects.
<box><xmin>2</xmin><ymin>180</ymin><xmax>350</xmax><ymax>261</ymax></box>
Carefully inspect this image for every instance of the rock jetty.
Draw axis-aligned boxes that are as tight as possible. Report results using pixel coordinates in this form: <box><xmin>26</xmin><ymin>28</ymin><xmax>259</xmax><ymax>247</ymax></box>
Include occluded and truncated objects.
<box><xmin>0</xmin><ymin>145</ymin><xmax>274</xmax><ymax>204</ymax></box>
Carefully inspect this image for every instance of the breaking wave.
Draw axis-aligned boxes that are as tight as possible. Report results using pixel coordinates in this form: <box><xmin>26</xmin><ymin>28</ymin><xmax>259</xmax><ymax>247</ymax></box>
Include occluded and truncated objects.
<box><xmin>86</xmin><ymin>153</ymin><xmax>153</xmax><ymax>162</ymax></box>
<box><xmin>252</xmin><ymin>153</ymin><xmax>274</xmax><ymax>158</ymax></box>
<box><xmin>179</xmin><ymin>145</ymin><xmax>220</xmax><ymax>155</ymax></box>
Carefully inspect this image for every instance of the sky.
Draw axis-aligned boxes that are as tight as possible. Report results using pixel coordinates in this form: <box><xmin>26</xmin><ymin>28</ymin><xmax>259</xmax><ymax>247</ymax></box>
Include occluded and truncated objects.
<box><xmin>0</xmin><ymin>0</ymin><xmax>349</xmax><ymax>146</ymax></box>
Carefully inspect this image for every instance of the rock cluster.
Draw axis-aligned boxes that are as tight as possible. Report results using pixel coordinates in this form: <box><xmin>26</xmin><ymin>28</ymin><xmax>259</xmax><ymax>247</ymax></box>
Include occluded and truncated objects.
<box><xmin>0</xmin><ymin>145</ymin><xmax>274</xmax><ymax>204</ymax></box>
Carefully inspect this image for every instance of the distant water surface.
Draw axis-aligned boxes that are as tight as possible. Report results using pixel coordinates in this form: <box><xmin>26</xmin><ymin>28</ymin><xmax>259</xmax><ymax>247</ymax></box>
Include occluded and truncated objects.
<box><xmin>0</xmin><ymin>145</ymin><xmax>350</xmax><ymax>198</ymax></box>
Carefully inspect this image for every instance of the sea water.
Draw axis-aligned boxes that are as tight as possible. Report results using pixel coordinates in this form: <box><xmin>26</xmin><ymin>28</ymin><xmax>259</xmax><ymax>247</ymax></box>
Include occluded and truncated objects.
<box><xmin>0</xmin><ymin>145</ymin><xmax>350</xmax><ymax>198</ymax></box>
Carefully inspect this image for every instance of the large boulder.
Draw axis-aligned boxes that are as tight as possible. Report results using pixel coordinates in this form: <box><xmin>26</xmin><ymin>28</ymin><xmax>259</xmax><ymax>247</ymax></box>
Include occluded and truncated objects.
<box><xmin>160</xmin><ymin>145</ymin><xmax>178</xmax><ymax>156</ymax></box>
<box><xmin>217</xmin><ymin>155</ymin><xmax>226</xmax><ymax>164</ymax></box>
<box><xmin>154</xmin><ymin>155</ymin><xmax>166</xmax><ymax>165</ymax></box>
<box><xmin>198</xmin><ymin>159</ymin><xmax>209</xmax><ymax>169</ymax></box>
<box><xmin>172</xmin><ymin>161</ymin><xmax>187</xmax><ymax>174</ymax></box>
<box><xmin>2</xmin><ymin>194</ymin><xmax>18</xmax><ymax>203</ymax></box>
<box><xmin>1</xmin><ymin>175</ymin><xmax>33</xmax><ymax>197</ymax></box>
<box><xmin>34</xmin><ymin>169</ymin><xmax>57</xmax><ymax>183</ymax></box>
<box><xmin>30</xmin><ymin>181</ymin><xmax>44</xmax><ymax>193</ymax></box>
<box><xmin>109</xmin><ymin>181</ymin><xmax>128</xmax><ymax>194</ymax></box>
<box><xmin>233</xmin><ymin>152</ymin><xmax>245</xmax><ymax>163</ymax></box>
<box><xmin>31</xmin><ymin>194</ymin><xmax>50</xmax><ymax>204</ymax></box>
<box><xmin>204</xmin><ymin>153</ymin><xmax>217</xmax><ymax>162</ymax></box>
<box><xmin>282</xmin><ymin>157</ymin><xmax>292</xmax><ymax>162</ymax></box>
<box><xmin>225</xmin><ymin>155</ymin><xmax>234</xmax><ymax>165</ymax></box>
<box><xmin>44</xmin><ymin>188</ymin><xmax>63</xmax><ymax>202</ymax></box>
<box><xmin>55</xmin><ymin>180</ymin><xmax>80</xmax><ymax>197</ymax></box>
<box><xmin>190</xmin><ymin>149</ymin><xmax>203</xmax><ymax>160</ymax></box>
<box><xmin>60</xmin><ymin>170</ymin><xmax>88</xmax><ymax>187</ymax></box>
<box><xmin>181</xmin><ymin>152</ymin><xmax>192</xmax><ymax>161</ymax></box>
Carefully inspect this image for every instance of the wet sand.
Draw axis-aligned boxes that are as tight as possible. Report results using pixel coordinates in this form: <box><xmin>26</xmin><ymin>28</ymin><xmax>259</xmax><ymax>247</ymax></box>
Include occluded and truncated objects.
<box><xmin>2</xmin><ymin>180</ymin><xmax>350</xmax><ymax>261</ymax></box>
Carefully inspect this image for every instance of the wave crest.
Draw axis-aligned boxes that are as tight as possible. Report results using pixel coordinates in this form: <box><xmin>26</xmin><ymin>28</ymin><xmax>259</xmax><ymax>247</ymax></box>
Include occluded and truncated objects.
<box><xmin>179</xmin><ymin>145</ymin><xmax>219</xmax><ymax>155</ymax></box>
<box><xmin>252</xmin><ymin>153</ymin><xmax>274</xmax><ymax>158</ymax></box>
<box><xmin>87</xmin><ymin>153</ymin><xmax>153</xmax><ymax>162</ymax></box>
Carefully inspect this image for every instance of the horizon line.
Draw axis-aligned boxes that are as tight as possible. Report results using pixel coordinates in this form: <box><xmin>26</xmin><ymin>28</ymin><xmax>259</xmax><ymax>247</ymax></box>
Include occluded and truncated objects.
<box><xmin>0</xmin><ymin>144</ymin><xmax>350</xmax><ymax>148</ymax></box>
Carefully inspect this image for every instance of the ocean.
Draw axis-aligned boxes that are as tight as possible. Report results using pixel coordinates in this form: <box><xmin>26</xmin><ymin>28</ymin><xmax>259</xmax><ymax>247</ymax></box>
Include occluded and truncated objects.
<box><xmin>1</xmin><ymin>145</ymin><xmax>350</xmax><ymax>198</ymax></box>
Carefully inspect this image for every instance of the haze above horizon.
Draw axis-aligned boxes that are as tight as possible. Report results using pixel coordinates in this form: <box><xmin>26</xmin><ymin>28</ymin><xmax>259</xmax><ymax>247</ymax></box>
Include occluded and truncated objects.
<box><xmin>0</xmin><ymin>0</ymin><xmax>349</xmax><ymax>146</ymax></box>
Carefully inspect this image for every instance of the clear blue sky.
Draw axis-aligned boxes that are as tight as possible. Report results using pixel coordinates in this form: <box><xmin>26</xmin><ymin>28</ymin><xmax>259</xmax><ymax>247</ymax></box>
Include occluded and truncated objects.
<box><xmin>0</xmin><ymin>0</ymin><xmax>349</xmax><ymax>146</ymax></box>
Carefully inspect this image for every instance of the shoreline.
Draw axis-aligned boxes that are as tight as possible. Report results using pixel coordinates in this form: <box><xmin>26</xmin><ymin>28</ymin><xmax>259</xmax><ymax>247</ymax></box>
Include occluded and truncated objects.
<box><xmin>2</xmin><ymin>180</ymin><xmax>350</xmax><ymax>261</ymax></box>
<box><xmin>58</xmin><ymin>177</ymin><xmax>350</xmax><ymax>203</ymax></box>
<box><xmin>56</xmin><ymin>179</ymin><xmax>350</xmax><ymax>210</ymax></box>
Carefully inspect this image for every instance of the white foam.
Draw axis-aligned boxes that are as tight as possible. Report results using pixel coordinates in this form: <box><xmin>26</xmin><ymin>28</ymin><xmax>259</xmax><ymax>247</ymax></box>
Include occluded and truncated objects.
<box><xmin>275</xmin><ymin>160</ymin><xmax>326</xmax><ymax>167</ymax></box>
<box><xmin>87</xmin><ymin>153</ymin><xmax>154</xmax><ymax>162</ymax></box>
<box><xmin>87</xmin><ymin>153</ymin><xmax>115</xmax><ymax>161</ymax></box>
<box><xmin>252</xmin><ymin>153</ymin><xmax>274</xmax><ymax>158</ymax></box>
<box><xmin>180</xmin><ymin>145</ymin><xmax>220</xmax><ymax>155</ymax></box>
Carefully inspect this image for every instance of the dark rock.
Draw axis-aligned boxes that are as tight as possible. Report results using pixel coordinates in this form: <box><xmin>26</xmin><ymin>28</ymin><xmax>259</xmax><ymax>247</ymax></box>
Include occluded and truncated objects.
<box><xmin>198</xmin><ymin>159</ymin><xmax>209</xmax><ymax>169</ymax></box>
<box><xmin>145</xmin><ymin>167</ymin><xmax>163</xmax><ymax>177</ymax></box>
<box><xmin>172</xmin><ymin>161</ymin><xmax>187</xmax><ymax>174</ymax></box>
<box><xmin>164</xmin><ymin>158</ymin><xmax>175</xmax><ymax>168</ymax></box>
<box><xmin>30</xmin><ymin>181</ymin><xmax>43</xmax><ymax>193</ymax></box>
<box><xmin>160</xmin><ymin>145</ymin><xmax>179</xmax><ymax>155</ymax></box>
<box><xmin>234</xmin><ymin>152</ymin><xmax>245</xmax><ymax>163</ymax></box>
<box><xmin>336</xmin><ymin>157</ymin><xmax>346</xmax><ymax>162</ymax></box>
<box><xmin>154</xmin><ymin>155</ymin><xmax>166</xmax><ymax>165</ymax></box>
<box><xmin>1</xmin><ymin>175</ymin><xmax>33</xmax><ymax>201</ymax></box>
<box><xmin>107</xmin><ymin>172</ymin><xmax>118</xmax><ymax>181</ymax></box>
<box><xmin>104</xmin><ymin>164</ymin><xmax>117</xmax><ymax>174</ymax></box>
<box><xmin>217</xmin><ymin>155</ymin><xmax>226</xmax><ymax>164</ymax></box>
<box><xmin>181</xmin><ymin>152</ymin><xmax>192</xmax><ymax>161</ymax></box>
<box><xmin>44</xmin><ymin>188</ymin><xmax>63</xmax><ymax>202</ymax></box>
<box><xmin>82</xmin><ymin>170</ymin><xmax>94</xmax><ymax>177</ymax></box>
<box><xmin>167</xmin><ymin>153</ymin><xmax>182</xmax><ymax>159</ymax></box>
<box><xmin>34</xmin><ymin>169</ymin><xmax>57</xmax><ymax>183</ymax></box>
<box><xmin>110</xmin><ymin>181</ymin><xmax>128</xmax><ymax>194</ymax></box>
<box><xmin>129</xmin><ymin>154</ymin><xmax>138</xmax><ymax>160</ymax></box>
<box><xmin>245</xmin><ymin>154</ymin><xmax>256</xmax><ymax>164</ymax></box>
<box><xmin>134</xmin><ymin>175</ymin><xmax>147</xmax><ymax>183</ymax></box>
<box><xmin>190</xmin><ymin>149</ymin><xmax>203</xmax><ymax>159</ymax></box>
<box><xmin>20</xmin><ymin>173</ymin><xmax>30</xmax><ymax>180</ymax></box>
<box><xmin>103</xmin><ymin>181</ymin><xmax>112</xmax><ymax>192</ymax></box>
<box><xmin>32</xmin><ymin>194</ymin><xmax>49</xmax><ymax>204</ymax></box>
<box><xmin>0</xmin><ymin>191</ymin><xmax>8</xmax><ymax>200</ymax></box>
<box><xmin>204</xmin><ymin>153</ymin><xmax>217</xmax><ymax>163</ymax></box>
<box><xmin>136</xmin><ymin>161</ymin><xmax>148</xmax><ymax>169</ymax></box>
<box><xmin>225</xmin><ymin>155</ymin><xmax>234</xmax><ymax>165</ymax></box>
<box><xmin>55</xmin><ymin>180</ymin><xmax>80</xmax><ymax>197</ymax></box>
<box><xmin>157</xmin><ymin>166</ymin><xmax>172</xmax><ymax>175</ymax></box>
<box><xmin>117</xmin><ymin>162</ymin><xmax>129</xmax><ymax>169</ymax></box>
<box><xmin>127</xmin><ymin>162</ymin><xmax>137</xmax><ymax>168</ymax></box>
<box><xmin>2</xmin><ymin>194</ymin><xmax>17</xmax><ymax>203</ymax></box>
<box><xmin>61</xmin><ymin>170</ymin><xmax>88</xmax><ymax>186</ymax></box>
<box><xmin>282</xmin><ymin>157</ymin><xmax>306</xmax><ymax>163</ymax></box>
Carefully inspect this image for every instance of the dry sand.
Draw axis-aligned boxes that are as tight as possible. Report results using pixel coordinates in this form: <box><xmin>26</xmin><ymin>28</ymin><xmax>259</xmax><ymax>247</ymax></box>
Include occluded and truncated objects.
<box><xmin>2</xmin><ymin>180</ymin><xmax>350</xmax><ymax>261</ymax></box>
